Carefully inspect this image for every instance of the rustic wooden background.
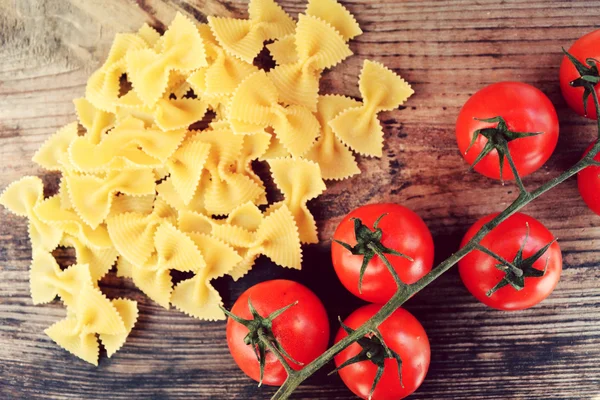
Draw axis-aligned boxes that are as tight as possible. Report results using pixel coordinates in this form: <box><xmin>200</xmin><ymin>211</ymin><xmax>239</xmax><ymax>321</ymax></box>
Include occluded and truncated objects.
<box><xmin>2</xmin><ymin>0</ymin><xmax>600</xmax><ymax>399</ymax></box>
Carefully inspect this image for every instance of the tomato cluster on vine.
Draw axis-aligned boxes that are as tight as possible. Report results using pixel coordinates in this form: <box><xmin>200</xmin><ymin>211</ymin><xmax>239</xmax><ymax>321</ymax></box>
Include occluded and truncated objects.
<box><xmin>221</xmin><ymin>29</ymin><xmax>600</xmax><ymax>400</ymax></box>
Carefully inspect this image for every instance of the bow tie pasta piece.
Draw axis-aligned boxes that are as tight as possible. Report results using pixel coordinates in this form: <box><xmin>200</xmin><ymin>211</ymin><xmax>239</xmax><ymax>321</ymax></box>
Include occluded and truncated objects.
<box><xmin>329</xmin><ymin>60</ymin><xmax>414</xmax><ymax>157</ymax></box>
<box><xmin>305</xmin><ymin>95</ymin><xmax>361</xmax><ymax>180</ymax></box>
<box><xmin>235</xmin><ymin>204</ymin><xmax>302</xmax><ymax>277</ymax></box>
<box><xmin>171</xmin><ymin>233</ymin><xmax>242</xmax><ymax>320</ymax></box>
<box><xmin>194</xmin><ymin>128</ymin><xmax>265</xmax><ymax>215</ymax></box>
<box><xmin>236</xmin><ymin>131</ymin><xmax>271</xmax><ymax>205</ymax></box>
<box><xmin>0</xmin><ymin>176</ymin><xmax>63</xmax><ymax>252</ymax></box>
<box><xmin>306</xmin><ymin>0</ymin><xmax>362</xmax><ymax>42</ymax></box>
<box><xmin>35</xmin><ymin>196</ymin><xmax>113</xmax><ymax>250</ymax></box>
<box><xmin>207</xmin><ymin>0</ymin><xmax>295</xmax><ymax>63</ymax></box>
<box><xmin>268</xmin><ymin>158</ymin><xmax>326</xmax><ymax>244</ymax></box>
<box><xmin>74</xmin><ymin>98</ymin><xmax>115</xmax><ymax>145</ymax></box>
<box><xmin>98</xmin><ymin>298</ymin><xmax>139</xmax><ymax>358</ymax></box>
<box><xmin>116</xmin><ymin>257</ymin><xmax>134</xmax><ymax>279</ymax></box>
<box><xmin>268</xmin><ymin>14</ymin><xmax>352</xmax><ymax>112</ymax></box>
<box><xmin>109</xmin><ymin>194</ymin><xmax>156</xmax><ymax>218</ymax></box>
<box><xmin>58</xmin><ymin>176</ymin><xmax>73</xmax><ymax>210</ymax></box>
<box><xmin>107</xmin><ymin>197</ymin><xmax>177</xmax><ymax>267</ymax></box>
<box><xmin>29</xmin><ymin>251</ymin><xmax>93</xmax><ymax>307</ymax></box>
<box><xmin>229</xmin><ymin>71</ymin><xmax>320</xmax><ymax>157</ymax></box>
<box><xmin>86</xmin><ymin>33</ymin><xmax>149</xmax><ymax>112</ymax></box>
<box><xmin>130</xmin><ymin>222</ymin><xmax>206</xmax><ymax>308</ymax></box>
<box><xmin>187</xmin><ymin>43</ymin><xmax>258</xmax><ymax>102</ymax></box>
<box><xmin>266</xmin><ymin>34</ymin><xmax>296</xmax><ymax>65</ymax></box>
<box><xmin>166</xmin><ymin>139</ymin><xmax>211</xmax><ymax>206</ymax></box>
<box><xmin>32</xmin><ymin>123</ymin><xmax>78</xmax><ymax>171</ymax></box>
<box><xmin>267</xmin><ymin>0</ymin><xmax>362</xmax><ymax>65</ymax></box>
<box><xmin>126</xmin><ymin>13</ymin><xmax>208</xmax><ymax>107</ymax></box>
<box><xmin>178</xmin><ymin>209</ymin><xmax>256</xmax><ymax>249</ymax></box>
<box><xmin>69</xmin><ymin>117</ymin><xmax>187</xmax><ymax>172</ymax></box>
<box><xmin>67</xmin><ymin>169</ymin><xmax>156</xmax><ymax>229</ymax></box>
<box><xmin>227</xmin><ymin>202</ymin><xmax>264</xmax><ymax>232</ymax></box>
<box><xmin>154</xmin><ymin>98</ymin><xmax>209</xmax><ymax>131</ymax></box>
<box><xmin>259</xmin><ymin>129</ymin><xmax>291</xmax><ymax>160</ymax></box>
<box><xmin>138</xmin><ymin>23</ymin><xmax>161</xmax><ymax>47</ymax></box>
<box><xmin>156</xmin><ymin>177</ymin><xmax>207</xmax><ymax>214</ymax></box>
<box><xmin>115</xmin><ymin>85</ymin><xmax>207</xmax><ymax>132</ymax></box>
<box><xmin>60</xmin><ymin>234</ymin><xmax>118</xmax><ymax>283</ymax></box>
<box><xmin>44</xmin><ymin>285</ymin><xmax>128</xmax><ymax>365</ymax></box>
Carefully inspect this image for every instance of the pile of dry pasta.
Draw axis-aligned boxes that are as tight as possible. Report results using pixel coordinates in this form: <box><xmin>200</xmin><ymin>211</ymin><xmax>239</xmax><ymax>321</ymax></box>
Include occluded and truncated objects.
<box><xmin>0</xmin><ymin>0</ymin><xmax>413</xmax><ymax>365</ymax></box>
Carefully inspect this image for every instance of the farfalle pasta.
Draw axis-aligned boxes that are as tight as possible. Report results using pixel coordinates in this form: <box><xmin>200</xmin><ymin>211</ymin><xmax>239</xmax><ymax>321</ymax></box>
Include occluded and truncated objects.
<box><xmin>229</xmin><ymin>70</ymin><xmax>320</xmax><ymax>157</ymax></box>
<box><xmin>267</xmin><ymin>0</ymin><xmax>361</xmax><ymax>66</ymax></box>
<box><xmin>305</xmin><ymin>95</ymin><xmax>362</xmax><ymax>180</ymax></box>
<box><xmin>130</xmin><ymin>222</ymin><xmax>205</xmax><ymax>308</ymax></box>
<box><xmin>0</xmin><ymin>0</ymin><xmax>414</xmax><ymax>366</ymax></box>
<box><xmin>268</xmin><ymin>158</ymin><xmax>326</xmax><ymax>244</ymax></box>
<box><xmin>208</xmin><ymin>0</ymin><xmax>295</xmax><ymax>63</ymax></box>
<box><xmin>45</xmin><ymin>285</ymin><xmax>135</xmax><ymax>365</ymax></box>
<box><xmin>171</xmin><ymin>233</ymin><xmax>241</xmax><ymax>320</ymax></box>
<box><xmin>193</xmin><ymin>128</ymin><xmax>266</xmax><ymax>215</ymax></box>
<box><xmin>74</xmin><ymin>98</ymin><xmax>115</xmax><ymax>145</ymax></box>
<box><xmin>29</xmin><ymin>251</ymin><xmax>94</xmax><ymax>307</ymax></box>
<box><xmin>69</xmin><ymin>117</ymin><xmax>186</xmax><ymax>172</ymax></box>
<box><xmin>67</xmin><ymin>169</ymin><xmax>156</xmax><ymax>229</ymax></box>
<box><xmin>268</xmin><ymin>14</ymin><xmax>352</xmax><ymax>111</ymax></box>
<box><xmin>330</xmin><ymin>60</ymin><xmax>414</xmax><ymax>157</ymax></box>
<box><xmin>0</xmin><ymin>176</ymin><xmax>63</xmax><ymax>252</ymax></box>
<box><xmin>126</xmin><ymin>13</ymin><xmax>207</xmax><ymax>106</ymax></box>
<box><xmin>107</xmin><ymin>197</ymin><xmax>177</xmax><ymax>267</ymax></box>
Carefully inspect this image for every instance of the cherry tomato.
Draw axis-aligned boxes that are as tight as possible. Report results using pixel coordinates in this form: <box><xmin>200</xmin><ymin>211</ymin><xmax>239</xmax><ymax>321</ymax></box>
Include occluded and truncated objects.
<box><xmin>334</xmin><ymin>304</ymin><xmax>430</xmax><ymax>400</ymax></box>
<box><xmin>332</xmin><ymin>203</ymin><xmax>434</xmax><ymax>304</ymax></box>
<box><xmin>225</xmin><ymin>280</ymin><xmax>329</xmax><ymax>386</ymax></box>
<box><xmin>559</xmin><ymin>29</ymin><xmax>600</xmax><ymax>120</ymax></box>
<box><xmin>578</xmin><ymin>143</ymin><xmax>600</xmax><ymax>215</ymax></box>
<box><xmin>459</xmin><ymin>212</ymin><xmax>562</xmax><ymax>311</ymax></box>
<box><xmin>456</xmin><ymin>82</ymin><xmax>559</xmax><ymax>180</ymax></box>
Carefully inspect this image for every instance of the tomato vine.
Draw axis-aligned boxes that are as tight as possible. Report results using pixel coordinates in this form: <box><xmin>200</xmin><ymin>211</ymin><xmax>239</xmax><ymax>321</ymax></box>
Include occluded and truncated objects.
<box><xmin>242</xmin><ymin>50</ymin><xmax>600</xmax><ymax>399</ymax></box>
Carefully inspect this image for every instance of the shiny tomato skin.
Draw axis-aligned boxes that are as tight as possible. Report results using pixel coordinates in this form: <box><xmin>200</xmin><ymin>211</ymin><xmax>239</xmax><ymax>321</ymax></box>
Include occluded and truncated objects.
<box><xmin>456</xmin><ymin>82</ymin><xmax>559</xmax><ymax>180</ymax></box>
<box><xmin>332</xmin><ymin>203</ymin><xmax>434</xmax><ymax>304</ymax></box>
<box><xmin>334</xmin><ymin>304</ymin><xmax>430</xmax><ymax>400</ymax></box>
<box><xmin>459</xmin><ymin>213</ymin><xmax>562</xmax><ymax>311</ymax></box>
<box><xmin>578</xmin><ymin>143</ymin><xmax>600</xmax><ymax>215</ymax></box>
<box><xmin>559</xmin><ymin>30</ymin><xmax>600</xmax><ymax>120</ymax></box>
<box><xmin>226</xmin><ymin>280</ymin><xmax>329</xmax><ymax>386</ymax></box>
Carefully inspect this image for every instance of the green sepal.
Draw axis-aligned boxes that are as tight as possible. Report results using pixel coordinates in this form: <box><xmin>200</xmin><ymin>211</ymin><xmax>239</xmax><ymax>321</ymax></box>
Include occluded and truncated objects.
<box><xmin>466</xmin><ymin>116</ymin><xmax>542</xmax><ymax>183</ymax></box>
<box><xmin>329</xmin><ymin>317</ymin><xmax>404</xmax><ymax>399</ymax></box>
<box><xmin>333</xmin><ymin>214</ymin><xmax>413</xmax><ymax>293</ymax></box>
<box><xmin>220</xmin><ymin>299</ymin><xmax>301</xmax><ymax>386</ymax></box>
<box><xmin>562</xmin><ymin>48</ymin><xmax>600</xmax><ymax>118</ymax></box>
<box><xmin>486</xmin><ymin>223</ymin><xmax>556</xmax><ymax>296</ymax></box>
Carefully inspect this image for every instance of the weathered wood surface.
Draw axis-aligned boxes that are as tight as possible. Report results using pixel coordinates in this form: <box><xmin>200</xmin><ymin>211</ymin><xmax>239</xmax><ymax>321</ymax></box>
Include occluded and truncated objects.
<box><xmin>2</xmin><ymin>0</ymin><xmax>600</xmax><ymax>398</ymax></box>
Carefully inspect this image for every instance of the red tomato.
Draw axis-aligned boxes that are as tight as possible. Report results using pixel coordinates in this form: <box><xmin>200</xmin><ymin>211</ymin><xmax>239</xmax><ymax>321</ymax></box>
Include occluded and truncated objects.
<box><xmin>459</xmin><ymin>212</ymin><xmax>562</xmax><ymax>311</ymax></box>
<box><xmin>334</xmin><ymin>304</ymin><xmax>430</xmax><ymax>400</ymax></box>
<box><xmin>578</xmin><ymin>143</ymin><xmax>600</xmax><ymax>215</ymax></box>
<box><xmin>456</xmin><ymin>82</ymin><xmax>559</xmax><ymax>180</ymax></box>
<box><xmin>559</xmin><ymin>29</ymin><xmax>600</xmax><ymax>120</ymax></box>
<box><xmin>332</xmin><ymin>203</ymin><xmax>434</xmax><ymax>303</ymax></box>
<box><xmin>225</xmin><ymin>280</ymin><xmax>329</xmax><ymax>386</ymax></box>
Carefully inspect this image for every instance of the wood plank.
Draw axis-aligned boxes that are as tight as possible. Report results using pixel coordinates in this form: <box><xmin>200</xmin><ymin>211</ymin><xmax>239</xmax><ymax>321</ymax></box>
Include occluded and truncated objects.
<box><xmin>1</xmin><ymin>0</ymin><xmax>600</xmax><ymax>398</ymax></box>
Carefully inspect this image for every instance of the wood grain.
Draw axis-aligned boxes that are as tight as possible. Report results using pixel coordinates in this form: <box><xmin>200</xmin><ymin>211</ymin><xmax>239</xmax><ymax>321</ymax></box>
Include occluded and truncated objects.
<box><xmin>2</xmin><ymin>0</ymin><xmax>600</xmax><ymax>399</ymax></box>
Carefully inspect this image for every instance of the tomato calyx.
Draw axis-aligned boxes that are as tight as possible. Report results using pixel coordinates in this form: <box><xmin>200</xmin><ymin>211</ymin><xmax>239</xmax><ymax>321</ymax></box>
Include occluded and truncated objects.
<box><xmin>333</xmin><ymin>214</ymin><xmax>413</xmax><ymax>293</ymax></box>
<box><xmin>466</xmin><ymin>116</ymin><xmax>542</xmax><ymax>184</ymax></box>
<box><xmin>479</xmin><ymin>223</ymin><xmax>557</xmax><ymax>296</ymax></box>
<box><xmin>562</xmin><ymin>48</ymin><xmax>600</xmax><ymax>118</ymax></box>
<box><xmin>330</xmin><ymin>317</ymin><xmax>404</xmax><ymax>400</ymax></box>
<box><xmin>221</xmin><ymin>298</ymin><xmax>303</xmax><ymax>386</ymax></box>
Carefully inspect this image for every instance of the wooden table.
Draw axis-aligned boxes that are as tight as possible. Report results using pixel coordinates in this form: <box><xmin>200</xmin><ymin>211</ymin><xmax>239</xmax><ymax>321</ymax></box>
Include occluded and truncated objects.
<box><xmin>2</xmin><ymin>0</ymin><xmax>600</xmax><ymax>399</ymax></box>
